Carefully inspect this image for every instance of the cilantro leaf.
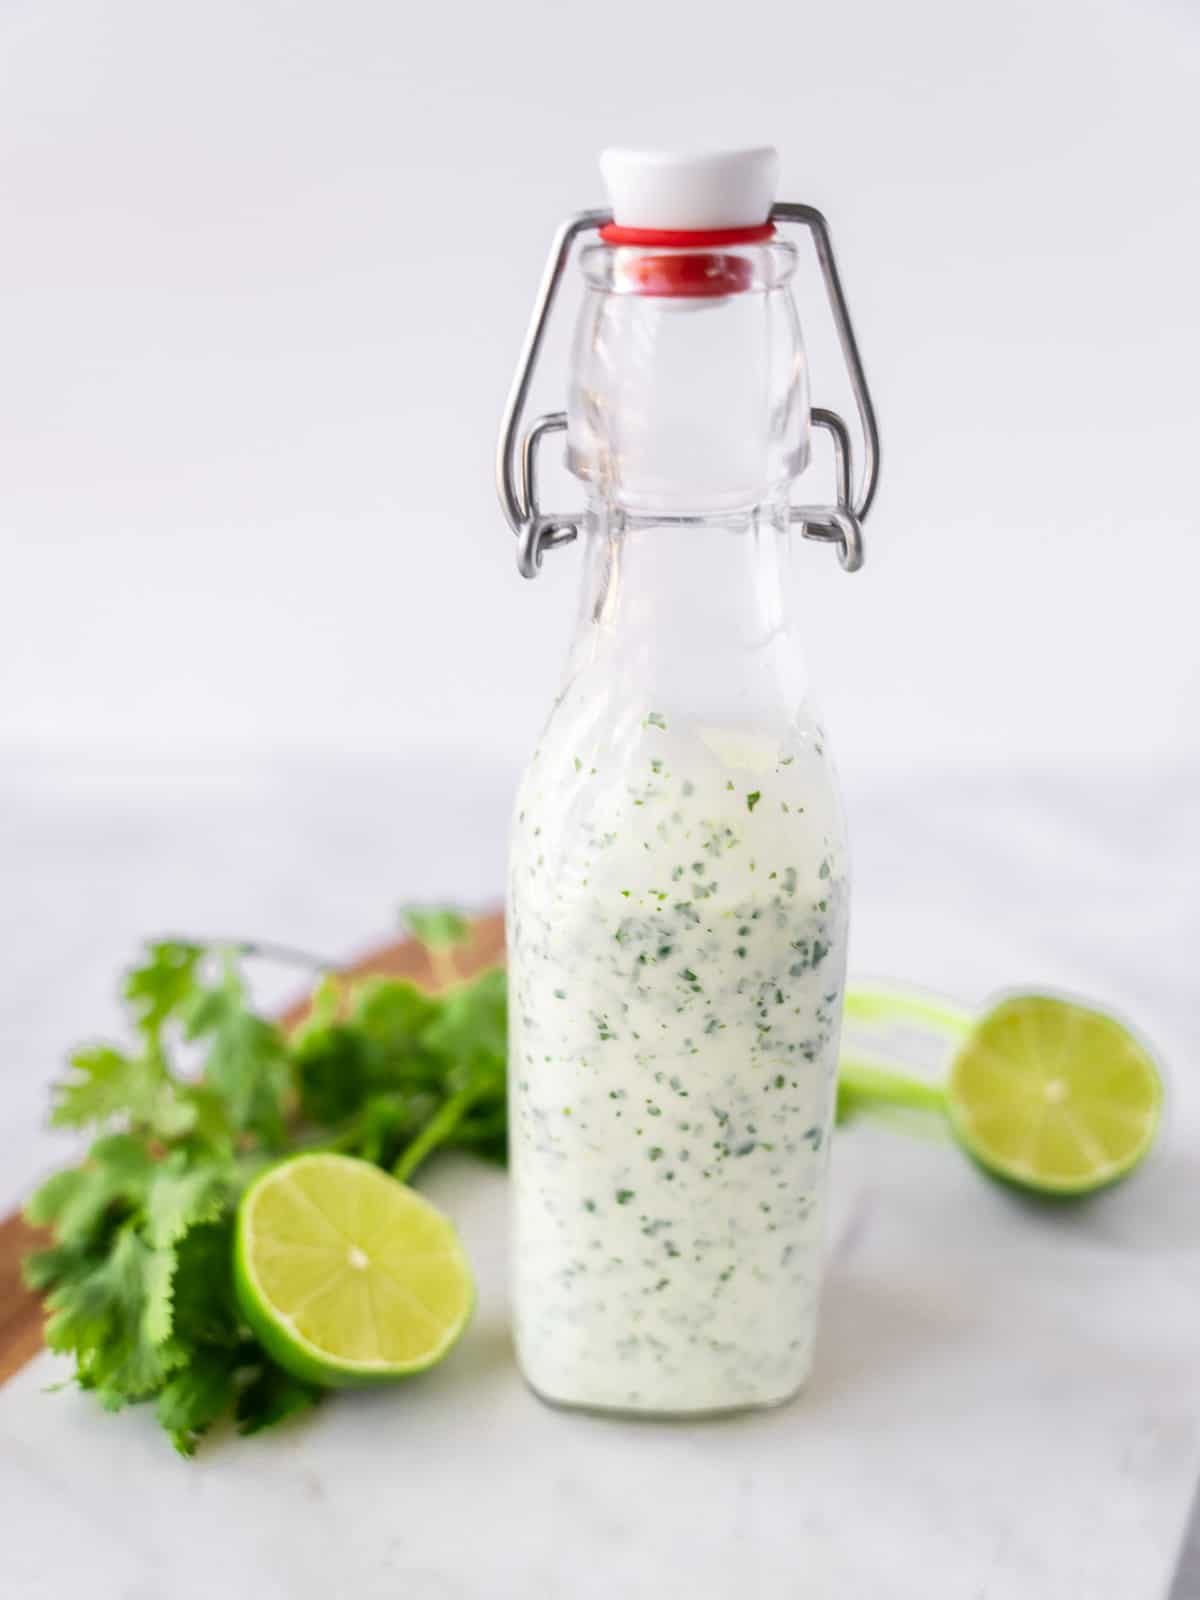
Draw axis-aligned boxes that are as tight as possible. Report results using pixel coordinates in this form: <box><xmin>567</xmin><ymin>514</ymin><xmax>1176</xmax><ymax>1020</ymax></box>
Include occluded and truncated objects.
<box><xmin>353</xmin><ymin>975</ymin><xmax>441</xmax><ymax>1053</ymax></box>
<box><xmin>169</xmin><ymin>1217</ymin><xmax>240</xmax><ymax>1349</ymax></box>
<box><xmin>24</xmin><ymin>1167</ymin><xmax>89</xmax><ymax>1230</ymax></box>
<box><xmin>50</xmin><ymin>1044</ymin><xmax>192</xmax><ymax>1139</ymax></box>
<box><xmin>44</xmin><ymin>1224</ymin><xmax>182</xmax><ymax>1404</ymax></box>
<box><xmin>22</xmin><ymin>1237</ymin><xmax>98</xmax><ymax>1294</ymax></box>
<box><xmin>144</xmin><ymin>1151</ymin><xmax>233</xmax><ymax>1250</ymax></box>
<box><xmin>293</xmin><ymin>976</ymin><xmax>441</xmax><ymax>1129</ymax></box>
<box><xmin>292</xmin><ymin>1022</ymin><xmax>370</xmax><ymax>1125</ymax></box>
<box><xmin>156</xmin><ymin>1347</ymin><xmax>237</xmax><ymax>1456</ymax></box>
<box><xmin>161</xmin><ymin>1225</ymin><xmax>321</xmax><ymax>1448</ymax></box>
<box><xmin>49</xmin><ymin>1045</ymin><xmax>137</xmax><ymax>1127</ymax></box>
<box><xmin>26</xmin><ymin>1134</ymin><xmax>155</xmax><ymax>1247</ymax></box>
<box><xmin>235</xmin><ymin>1362</ymin><xmax>321</xmax><ymax>1436</ymax></box>
<box><xmin>176</xmin><ymin>1082</ymin><xmax>237</xmax><ymax>1151</ymax></box>
<box><xmin>124</xmin><ymin>941</ymin><xmax>204</xmax><ymax>1037</ymax></box>
<box><xmin>422</xmin><ymin>967</ymin><xmax>507</xmax><ymax>1083</ymax></box>
<box><xmin>185</xmin><ymin>960</ymin><xmax>289</xmax><ymax>1146</ymax></box>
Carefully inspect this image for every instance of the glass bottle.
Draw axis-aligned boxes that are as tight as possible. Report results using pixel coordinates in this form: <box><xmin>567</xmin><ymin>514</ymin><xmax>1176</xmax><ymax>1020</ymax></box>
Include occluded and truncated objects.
<box><xmin>498</xmin><ymin>148</ymin><xmax>880</xmax><ymax>1417</ymax></box>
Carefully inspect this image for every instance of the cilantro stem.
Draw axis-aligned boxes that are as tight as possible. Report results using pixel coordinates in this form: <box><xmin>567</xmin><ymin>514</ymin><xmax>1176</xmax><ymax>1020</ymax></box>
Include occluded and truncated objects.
<box><xmin>429</xmin><ymin>946</ymin><xmax>459</xmax><ymax>993</ymax></box>
<box><xmin>160</xmin><ymin>936</ymin><xmax>338</xmax><ymax>973</ymax></box>
<box><xmin>392</xmin><ymin>1083</ymin><xmax>487</xmax><ymax>1184</ymax></box>
<box><xmin>303</xmin><ymin>1111</ymin><xmax>374</xmax><ymax>1155</ymax></box>
<box><xmin>450</xmin><ymin>1115</ymin><xmax>507</xmax><ymax>1144</ymax></box>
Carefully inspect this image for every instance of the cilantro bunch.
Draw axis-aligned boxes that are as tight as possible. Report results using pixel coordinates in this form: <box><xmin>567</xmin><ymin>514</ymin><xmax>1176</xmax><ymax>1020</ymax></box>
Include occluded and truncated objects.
<box><xmin>23</xmin><ymin>912</ymin><xmax>505</xmax><ymax>1455</ymax></box>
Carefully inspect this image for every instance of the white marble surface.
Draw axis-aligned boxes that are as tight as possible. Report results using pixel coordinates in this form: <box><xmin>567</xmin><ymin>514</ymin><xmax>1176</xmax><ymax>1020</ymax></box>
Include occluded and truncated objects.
<box><xmin>2</xmin><ymin>748</ymin><xmax>1198</xmax><ymax>1598</ymax></box>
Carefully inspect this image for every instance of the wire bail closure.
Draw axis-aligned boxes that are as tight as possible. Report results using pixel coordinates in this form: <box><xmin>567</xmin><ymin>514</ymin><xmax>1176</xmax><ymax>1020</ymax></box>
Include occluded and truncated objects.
<box><xmin>496</xmin><ymin>204</ymin><xmax>881</xmax><ymax>579</ymax></box>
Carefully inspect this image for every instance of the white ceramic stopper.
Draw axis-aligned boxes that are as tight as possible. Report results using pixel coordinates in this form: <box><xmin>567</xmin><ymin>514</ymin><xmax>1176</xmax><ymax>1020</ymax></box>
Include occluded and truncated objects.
<box><xmin>599</xmin><ymin>146</ymin><xmax>779</xmax><ymax>231</ymax></box>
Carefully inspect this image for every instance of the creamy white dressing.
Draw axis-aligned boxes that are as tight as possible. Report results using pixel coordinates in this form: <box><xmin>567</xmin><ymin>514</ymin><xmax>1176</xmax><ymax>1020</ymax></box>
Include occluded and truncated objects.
<box><xmin>508</xmin><ymin>709</ymin><xmax>847</xmax><ymax>1414</ymax></box>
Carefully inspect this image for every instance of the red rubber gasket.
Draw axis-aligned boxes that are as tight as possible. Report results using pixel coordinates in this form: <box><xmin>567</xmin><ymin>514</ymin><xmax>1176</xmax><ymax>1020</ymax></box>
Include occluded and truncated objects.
<box><xmin>599</xmin><ymin>222</ymin><xmax>775</xmax><ymax>247</ymax></box>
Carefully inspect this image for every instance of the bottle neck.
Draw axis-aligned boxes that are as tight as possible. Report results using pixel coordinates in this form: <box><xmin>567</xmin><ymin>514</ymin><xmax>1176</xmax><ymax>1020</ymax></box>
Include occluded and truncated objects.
<box><xmin>567</xmin><ymin>500</ymin><xmax>810</xmax><ymax>726</ymax></box>
<box><xmin>567</xmin><ymin>243</ymin><xmax>809</xmax><ymax>519</ymax></box>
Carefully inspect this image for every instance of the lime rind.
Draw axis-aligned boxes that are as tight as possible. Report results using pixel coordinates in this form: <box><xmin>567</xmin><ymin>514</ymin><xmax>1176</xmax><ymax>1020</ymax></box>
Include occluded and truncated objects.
<box><xmin>843</xmin><ymin>982</ymin><xmax>974</xmax><ymax>1038</ymax></box>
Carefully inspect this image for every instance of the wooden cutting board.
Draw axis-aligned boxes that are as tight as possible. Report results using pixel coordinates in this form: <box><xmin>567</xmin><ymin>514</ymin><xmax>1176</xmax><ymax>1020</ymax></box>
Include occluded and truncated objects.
<box><xmin>0</xmin><ymin>912</ymin><xmax>506</xmax><ymax>1387</ymax></box>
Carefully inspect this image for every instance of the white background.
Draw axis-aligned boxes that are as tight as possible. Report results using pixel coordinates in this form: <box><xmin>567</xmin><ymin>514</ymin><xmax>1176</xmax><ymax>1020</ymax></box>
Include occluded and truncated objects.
<box><xmin>2</xmin><ymin>0</ymin><xmax>1198</xmax><ymax>771</ymax></box>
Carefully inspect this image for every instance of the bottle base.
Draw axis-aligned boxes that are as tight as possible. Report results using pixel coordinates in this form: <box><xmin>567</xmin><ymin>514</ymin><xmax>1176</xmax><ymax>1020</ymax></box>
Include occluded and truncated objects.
<box><xmin>520</xmin><ymin>1368</ymin><xmax>808</xmax><ymax>1423</ymax></box>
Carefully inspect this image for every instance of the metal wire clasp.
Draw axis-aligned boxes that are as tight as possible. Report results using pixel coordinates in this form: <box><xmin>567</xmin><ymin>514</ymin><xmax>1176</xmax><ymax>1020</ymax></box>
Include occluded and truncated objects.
<box><xmin>496</xmin><ymin>204</ymin><xmax>881</xmax><ymax>579</ymax></box>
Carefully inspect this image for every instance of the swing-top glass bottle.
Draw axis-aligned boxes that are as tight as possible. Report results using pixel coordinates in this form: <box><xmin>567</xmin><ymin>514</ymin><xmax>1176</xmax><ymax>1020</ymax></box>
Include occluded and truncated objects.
<box><xmin>497</xmin><ymin>147</ymin><xmax>881</xmax><ymax>1416</ymax></box>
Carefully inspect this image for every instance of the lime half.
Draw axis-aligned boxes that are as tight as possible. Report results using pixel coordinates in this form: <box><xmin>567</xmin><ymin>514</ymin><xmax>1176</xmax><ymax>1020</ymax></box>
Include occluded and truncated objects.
<box><xmin>946</xmin><ymin>995</ymin><xmax>1163</xmax><ymax>1195</ymax></box>
<box><xmin>235</xmin><ymin>1153</ymin><xmax>474</xmax><ymax>1388</ymax></box>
